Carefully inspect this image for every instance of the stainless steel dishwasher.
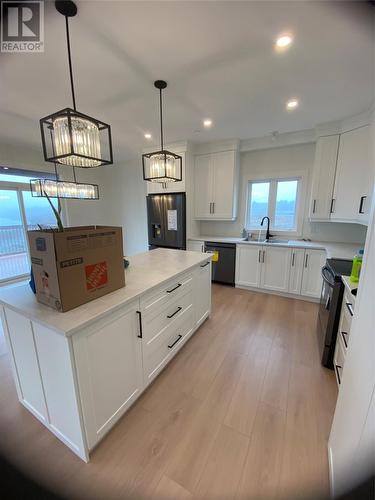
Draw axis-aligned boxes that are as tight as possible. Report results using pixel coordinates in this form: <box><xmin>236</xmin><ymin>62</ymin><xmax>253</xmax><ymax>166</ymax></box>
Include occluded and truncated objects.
<box><xmin>204</xmin><ymin>242</ymin><xmax>236</xmax><ymax>286</ymax></box>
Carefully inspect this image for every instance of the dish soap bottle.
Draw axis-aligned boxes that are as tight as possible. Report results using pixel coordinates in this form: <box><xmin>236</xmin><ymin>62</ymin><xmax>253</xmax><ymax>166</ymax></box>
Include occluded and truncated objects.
<box><xmin>350</xmin><ymin>249</ymin><xmax>364</xmax><ymax>283</ymax></box>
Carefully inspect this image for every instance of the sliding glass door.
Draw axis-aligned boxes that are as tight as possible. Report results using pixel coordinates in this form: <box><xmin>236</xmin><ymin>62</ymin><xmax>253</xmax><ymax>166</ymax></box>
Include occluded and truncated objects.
<box><xmin>0</xmin><ymin>186</ymin><xmax>58</xmax><ymax>283</ymax></box>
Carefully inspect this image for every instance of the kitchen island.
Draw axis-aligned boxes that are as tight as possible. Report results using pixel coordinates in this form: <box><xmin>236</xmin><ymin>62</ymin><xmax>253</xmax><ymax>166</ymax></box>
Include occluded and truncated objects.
<box><xmin>0</xmin><ymin>249</ymin><xmax>212</xmax><ymax>462</ymax></box>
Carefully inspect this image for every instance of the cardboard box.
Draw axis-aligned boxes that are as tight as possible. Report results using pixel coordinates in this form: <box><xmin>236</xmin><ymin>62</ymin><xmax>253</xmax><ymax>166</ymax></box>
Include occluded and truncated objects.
<box><xmin>28</xmin><ymin>226</ymin><xmax>125</xmax><ymax>312</ymax></box>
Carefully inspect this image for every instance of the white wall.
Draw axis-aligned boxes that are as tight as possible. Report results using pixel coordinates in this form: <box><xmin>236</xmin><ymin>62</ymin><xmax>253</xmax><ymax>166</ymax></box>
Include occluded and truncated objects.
<box><xmin>200</xmin><ymin>143</ymin><xmax>367</xmax><ymax>244</ymax></box>
<box><xmin>0</xmin><ymin>142</ymin><xmax>148</xmax><ymax>257</ymax></box>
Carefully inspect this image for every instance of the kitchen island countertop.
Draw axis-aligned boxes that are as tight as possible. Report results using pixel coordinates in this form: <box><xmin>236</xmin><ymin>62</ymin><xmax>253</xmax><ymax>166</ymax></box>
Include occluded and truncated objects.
<box><xmin>0</xmin><ymin>248</ymin><xmax>211</xmax><ymax>336</ymax></box>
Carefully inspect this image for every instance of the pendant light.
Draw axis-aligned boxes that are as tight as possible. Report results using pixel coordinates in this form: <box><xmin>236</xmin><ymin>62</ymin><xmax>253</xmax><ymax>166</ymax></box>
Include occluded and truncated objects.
<box><xmin>39</xmin><ymin>0</ymin><xmax>113</xmax><ymax>168</ymax></box>
<box><xmin>142</xmin><ymin>80</ymin><xmax>182</xmax><ymax>184</ymax></box>
<box><xmin>30</xmin><ymin>162</ymin><xmax>99</xmax><ymax>200</ymax></box>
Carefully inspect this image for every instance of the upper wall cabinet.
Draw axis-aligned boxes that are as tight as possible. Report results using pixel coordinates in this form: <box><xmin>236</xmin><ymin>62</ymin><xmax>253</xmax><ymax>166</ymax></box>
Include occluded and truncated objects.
<box><xmin>309</xmin><ymin>123</ymin><xmax>374</xmax><ymax>225</ymax></box>
<box><xmin>331</xmin><ymin>125</ymin><xmax>373</xmax><ymax>224</ymax></box>
<box><xmin>194</xmin><ymin>150</ymin><xmax>239</xmax><ymax>220</ymax></box>
<box><xmin>309</xmin><ymin>135</ymin><xmax>340</xmax><ymax>221</ymax></box>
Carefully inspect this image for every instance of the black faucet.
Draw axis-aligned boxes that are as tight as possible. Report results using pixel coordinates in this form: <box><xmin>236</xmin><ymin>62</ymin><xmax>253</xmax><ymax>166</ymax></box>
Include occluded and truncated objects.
<box><xmin>261</xmin><ymin>216</ymin><xmax>273</xmax><ymax>240</ymax></box>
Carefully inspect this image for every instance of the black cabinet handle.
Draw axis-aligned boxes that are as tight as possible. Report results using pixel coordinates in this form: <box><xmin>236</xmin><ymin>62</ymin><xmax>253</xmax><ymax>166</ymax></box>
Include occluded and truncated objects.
<box><xmin>359</xmin><ymin>196</ymin><xmax>366</xmax><ymax>214</ymax></box>
<box><xmin>330</xmin><ymin>198</ymin><xmax>335</xmax><ymax>214</ymax></box>
<box><xmin>263</xmin><ymin>250</ymin><xmax>265</xmax><ymax>263</ymax></box>
<box><xmin>304</xmin><ymin>253</ymin><xmax>309</xmax><ymax>268</ymax></box>
<box><xmin>335</xmin><ymin>364</ymin><xmax>342</xmax><ymax>385</ymax></box>
<box><xmin>136</xmin><ymin>311</ymin><xmax>143</xmax><ymax>339</ymax></box>
<box><xmin>341</xmin><ymin>331</ymin><xmax>348</xmax><ymax>349</ymax></box>
<box><xmin>166</xmin><ymin>283</ymin><xmax>182</xmax><ymax>293</ymax></box>
<box><xmin>291</xmin><ymin>252</ymin><xmax>295</xmax><ymax>267</ymax></box>
<box><xmin>258</xmin><ymin>249</ymin><xmax>261</xmax><ymax>263</ymax></box>
<box><xmin>345</xmin><ymin>302</ymin><xmax>354</xmax><ymax>317</ymax></box>
<box><xmin>312</xmin><ymin>199</ymin><xmax>316</xmax><ymax>214</ymax></box>
<box><xmin>167</xmin><ymin>306</ymin><xmax>182</xmax><ymax>319</ymax></box>
<box><xmin>200</xmin><ymin>261</ymin><xmax>210</xmax><ymax>268</ymax></box>
<box><xmin>212</xmin><ymin>202</ymin><xmax>215</xmax><ymax>214</ymax></box>
<box><xmin>168</xmin><ymin>334</ymin><xmax>182</xmax><ymax>349</ymax></box>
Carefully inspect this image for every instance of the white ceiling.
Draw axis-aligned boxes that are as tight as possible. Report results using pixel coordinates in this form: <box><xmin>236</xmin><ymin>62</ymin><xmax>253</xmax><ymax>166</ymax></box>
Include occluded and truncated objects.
<box><xmin>0</xmin><ymin>0</ymin><xmax>374</xmax><ymax>162</ymax></box>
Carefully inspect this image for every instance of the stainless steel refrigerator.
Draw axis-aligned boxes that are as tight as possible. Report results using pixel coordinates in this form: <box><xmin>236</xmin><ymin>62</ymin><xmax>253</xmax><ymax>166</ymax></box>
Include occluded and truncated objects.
<box><xmin>147</xmin><ymin>193</ymin><xmax>186</xmax><ymax>250</ymax></box>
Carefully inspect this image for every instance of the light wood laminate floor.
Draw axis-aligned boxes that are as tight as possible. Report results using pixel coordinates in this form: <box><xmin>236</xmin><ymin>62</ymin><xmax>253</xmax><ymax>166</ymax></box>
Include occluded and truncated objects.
<box><xmin>0</xmin><ymin>285</ymin><xmax>337</xmax><ymax>499</ymax></box>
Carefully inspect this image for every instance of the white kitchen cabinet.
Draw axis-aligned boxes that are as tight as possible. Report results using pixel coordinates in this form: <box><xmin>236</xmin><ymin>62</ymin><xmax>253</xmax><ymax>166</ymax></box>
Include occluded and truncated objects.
<box><xmin>2</xmin><ymin>308</ymin><xmax>48</xmax><ymax>423</ymax></box>
<box><xmin>331</xmin><ymin>126</ymin><xmax>371</xmax><ymax>223</ymax></box>
<box><xmin>260</xmin><ymin>246</ymin><xmax>292</xmax><ymax>292</ymax></box>
<box><xmin>187</xmin><ymin>239</ymin><xmax>205</xmax><ymax>253</ymax></box>
<box><xmin>147</xmin><ymin>151</ymin><xmax>186</xmax><ymax>194</ymax></box>
<box><xmin>194</xmin><ymin>259</ymin><xmax>212</xmax><ymax>327</ymax></box>
<box><xmin>288</xmin><ymin>248</ymin><xmax>305</xmax><ymax>295</ymax></box>
<box><xmin>300</xmin><ymin>249</ymin><xmax>326</xmax><ymax>298</ymax></box>
<box><xmin>194</xmin><ymin>150</ymin><xmax>239</xmax><ymax>220</ymax></box>
<box><xmin>309</xmin><ymin>135</ymin><xmax>340</xmax><ymax>221</ymax></box>
<box><xmin>194</xmin><ymin>154</ymin><xmax>212</xmax><ymax>218</ymax></box>
<box><xmin>235</xmin><ymin>244</ymin><xmax>262</xmax><ymax>288</ymax></box>
<box><xmin>72</xmin><ymin>300</ymin><xmax>144</xmax><ymax>450</ymax></box>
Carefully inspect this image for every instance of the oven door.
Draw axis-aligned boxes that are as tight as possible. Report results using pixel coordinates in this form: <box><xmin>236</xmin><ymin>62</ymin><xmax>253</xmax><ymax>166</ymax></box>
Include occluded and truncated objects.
<box><xmin>317</xmin><ymin>265</ymin><xmax>335</xmax><ymax>360</ymax></box>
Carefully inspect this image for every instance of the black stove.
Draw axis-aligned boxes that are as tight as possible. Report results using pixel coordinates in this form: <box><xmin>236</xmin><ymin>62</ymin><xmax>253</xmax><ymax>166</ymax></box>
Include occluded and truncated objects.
<box><xmin>326</xmin><ymin>258</ymin><xmax>353</xmax><ymax>281</ymax></box>
<box><xmin>317</xmin><ymin>258</ymin><xmax>352</xmax><ymax>368</ymax></box>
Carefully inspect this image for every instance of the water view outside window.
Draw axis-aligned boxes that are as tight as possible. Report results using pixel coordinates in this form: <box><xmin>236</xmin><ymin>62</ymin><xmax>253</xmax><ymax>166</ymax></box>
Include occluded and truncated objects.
<box><xmin>0</xmin><ymin>190</ymin><xmax>29</xmax><ymax>281</ymax></box>
<box><xmin>274</xmin><ymin>180</ymin><xmax>298</xmax><ymax>230</ymax></box>
<box><xmin>248</xmin><ymin>182</ymin><xmax>270</xmax><ymax>228</ymax></box>
<box><xmin>0</xmin><ymin>189</ymin><xmax>58</xmax><ymax>281</ymax></box>
<box><xmin>247</xmin><ymin>177</ymin><xmax>300</xmax><ymax>231</ymax></box>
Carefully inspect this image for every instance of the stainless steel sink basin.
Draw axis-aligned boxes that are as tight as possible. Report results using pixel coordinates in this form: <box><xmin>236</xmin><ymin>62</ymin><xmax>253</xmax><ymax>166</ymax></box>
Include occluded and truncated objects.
<box><xmin>262</xmin><ymin>239</ymin><xmax>289</xmax><ymax>244</ymax></box>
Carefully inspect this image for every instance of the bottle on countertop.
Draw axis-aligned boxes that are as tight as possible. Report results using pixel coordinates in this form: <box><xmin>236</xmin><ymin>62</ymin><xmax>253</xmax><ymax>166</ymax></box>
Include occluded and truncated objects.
<box><xmin>350</xmin><ymin>249</ymin><xmax>364</xmax><ymax>283</ymax></box>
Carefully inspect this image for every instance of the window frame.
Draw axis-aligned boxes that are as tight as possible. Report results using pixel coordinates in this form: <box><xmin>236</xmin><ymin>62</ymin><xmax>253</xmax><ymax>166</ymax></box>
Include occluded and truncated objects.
<box><xmin>0</xmin><ymin>169</ymin><xmax>68</xmax><ymax>284</ymax></box>
<box><xmin>245</xmin><ymin>171</ymin><xmax>305</xmax><ymax>236</ymax></box>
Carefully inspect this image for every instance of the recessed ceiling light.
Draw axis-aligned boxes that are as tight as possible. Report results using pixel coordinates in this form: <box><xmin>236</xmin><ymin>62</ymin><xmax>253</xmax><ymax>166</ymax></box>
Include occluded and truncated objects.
<box><xmin>144</xmin><ymin>133</ymin><xmax>152</xmax><ymax>139</ymax></box>
<box><xmin>276</xmin><ymin>34</ymin><xmax>293</xmax><ymax>48</ymax></box>
<box><xmin>286</xmin><ymin>99</ymin><xmax>299</xmax><ymax>110</ymax></box>
<box><xmin>3</xmin><ymin>166</ymin><xmax>9</xmax><ymax>170</ymax></box>
<box><xmin>203</xmin><ymin>119</ymin><xmax>213</xmax><ymax>128</ymax></box>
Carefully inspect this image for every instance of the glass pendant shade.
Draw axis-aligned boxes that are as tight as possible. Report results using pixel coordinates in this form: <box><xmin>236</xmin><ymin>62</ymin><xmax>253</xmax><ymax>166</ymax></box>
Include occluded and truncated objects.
<box><xmin>40</xmin><ymin>108</ymin><xmax>113</xmax><ymax>168</ymax></box>
<box><xmin>30</xmin><ymin>178</ymin><xmax>99</xmax><ymax>199</ymax></box>
<box><xmin>53</xmin><ymin>115</ymin><xmax>101</xmax><ymax>167</ymax></box>
<box><xmin>143</xmin><ymin>150</ymin><xmax>182</xmax><ymax>183</ymax></box>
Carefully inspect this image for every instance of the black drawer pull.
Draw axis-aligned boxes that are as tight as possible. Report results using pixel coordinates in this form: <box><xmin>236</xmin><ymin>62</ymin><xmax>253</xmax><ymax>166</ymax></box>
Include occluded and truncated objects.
<box><xmin>168</xmin><ymin>334</ymin><xmax>182</xmax><ymax>349</ymax></box>
<box><xmin>335</xmin><ymin>364</ymin><xmax>342</xmax><ymax>385</ymax></box>
<box><xmin>341</xmin><ymin>331</ymin><xmax>348</xmax><ymax>349</ymax></box>
<box><xmin>167</xmin><ymin>306</ymin><xmax>182</xmax><ymax>319</ymax></box>
<box><xmin>166</xmin><ymin>283</ymin><xmax>182</xmax><ymax>294</ymax></box>
<box><xmin>136</xmin><ymin>311</ymin><xmax>143</xmax><ymax>339</ymax></box>
<box><xmin>345</xmin><ymin>302</ymin><xmax>354</xmax><ymax>317</ymax></box>
<box><xmin>312</xmin><ymin>199</ymin><xmax>316</xmax><ymax>214</ymax></box>
<box><xmin>359</xmin><ymin>196</ymin><xmax>366</xmax><ymax>214</ymax></box>
<box><xmin>200</xmin><ymin>261</ymin><xmax>210</xmax><ymax>268</ymax></box>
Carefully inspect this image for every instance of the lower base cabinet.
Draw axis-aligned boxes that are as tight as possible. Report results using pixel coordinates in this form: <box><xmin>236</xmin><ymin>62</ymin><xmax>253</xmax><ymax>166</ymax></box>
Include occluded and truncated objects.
<box><xmin>261</xmin><ymin>246</ymin><xmax>292</xmax><ymax>292</ymax></box>
<box><xmin>195</xmin><ymin>260</ymin><xmax>212</xmax><ymax>326</ymax></box>
<box><xmin>72</xmin><ymin>300</ymin><xmax>144</xmax><ymax>450</ymax></box>
<box><xmin>300</xmin><ymin>249</ymin><xmax>326</xmax><ymax>298</ymax></box>
<box><xmin>236</xmin><ymin>244</ymin><xmax>325</xmax><ymax>299</ymax></box>
<box><xmin>1</xmin><ymin>258</ymin><xmax>212</xmax><ymax>462</ymax></box>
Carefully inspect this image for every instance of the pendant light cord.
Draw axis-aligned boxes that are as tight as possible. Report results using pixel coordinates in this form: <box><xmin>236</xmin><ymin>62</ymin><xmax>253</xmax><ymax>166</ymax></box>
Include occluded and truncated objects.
<box><xmin>159</xmin><ymin>88</ymin><xmax>164</xmax><ymax>150</ymax></box>
<box><xmin>65</xmin><ymin>16</ymin><xmax>77</xmax><ymax>111</ymax></box>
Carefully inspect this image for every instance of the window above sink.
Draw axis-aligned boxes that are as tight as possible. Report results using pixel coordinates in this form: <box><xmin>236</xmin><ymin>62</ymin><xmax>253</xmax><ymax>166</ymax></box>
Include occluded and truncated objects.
<box><xmin>245</xmin><ymin>174</ymin><xmax>305</xmax><ymax>237</ymax></box>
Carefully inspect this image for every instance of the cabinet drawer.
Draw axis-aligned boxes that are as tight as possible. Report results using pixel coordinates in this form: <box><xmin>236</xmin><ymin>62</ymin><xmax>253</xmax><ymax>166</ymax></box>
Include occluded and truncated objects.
<box><xmin>143</xmin><ymin>304</ymin><xmax>194</xmax><ymax>385</ymax></box>
<box><xmin>143</xmin><ymin>289</ymin><xmax>193</xmax><ymax>343</ymax></box>
<box><xmin>334</xmin><ymin>336</ymin><xmax>345</xmax><ymax>387</ymax></box>
<box><xmin>140</xmin><ymin>272</ymin><xmax>193</xmax><ymax>319</ymax></box>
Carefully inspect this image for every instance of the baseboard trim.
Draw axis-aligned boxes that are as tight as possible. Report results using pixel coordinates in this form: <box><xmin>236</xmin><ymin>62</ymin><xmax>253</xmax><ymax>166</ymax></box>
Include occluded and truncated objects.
<box><xmin>235</xmin><ymin>284</ymin><xmax>320</xmax><ymax>303</ymax></box>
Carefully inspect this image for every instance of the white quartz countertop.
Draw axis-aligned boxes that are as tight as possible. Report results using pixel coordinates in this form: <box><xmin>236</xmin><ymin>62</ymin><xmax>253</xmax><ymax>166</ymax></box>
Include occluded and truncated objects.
<box><xmin>189</xmin><ymin>236</ymin><xmax>361</xmax><ymax>259</ymax></box>
<box><xmin>0</xmin><ymin>249</ymin><xmax>211</xmax><ymax>337</ymax></box>
<box><xmin>342</xmin><ymin>275</ymin><xmax>358</xmax><ymax>301</ymax></box>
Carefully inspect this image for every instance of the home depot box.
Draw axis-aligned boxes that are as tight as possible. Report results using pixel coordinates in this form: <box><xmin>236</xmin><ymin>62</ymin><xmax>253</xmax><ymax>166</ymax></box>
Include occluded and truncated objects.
<box><xmin>28</xmin><ymin>226</ymin><xmax>125</xmax><ymax>312</ymax></box>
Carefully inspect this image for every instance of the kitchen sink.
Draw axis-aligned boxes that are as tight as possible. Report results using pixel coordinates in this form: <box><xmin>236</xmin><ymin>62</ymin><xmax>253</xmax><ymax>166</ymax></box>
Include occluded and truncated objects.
<box><xmin>262</xmin><ymin>239</ymin><xmax>289</xmax><ymax>244</ymax></box>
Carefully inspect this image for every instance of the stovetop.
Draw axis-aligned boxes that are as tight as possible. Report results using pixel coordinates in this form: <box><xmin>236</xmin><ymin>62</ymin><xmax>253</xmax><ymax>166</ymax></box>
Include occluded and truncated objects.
<box><xmin>326</xmin><ymin>258</ymin><xmax>353</xmax><ymax>280</ymax></box>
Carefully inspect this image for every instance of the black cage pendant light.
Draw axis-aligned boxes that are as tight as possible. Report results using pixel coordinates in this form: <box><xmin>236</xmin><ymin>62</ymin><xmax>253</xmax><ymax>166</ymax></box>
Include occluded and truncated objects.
<box><xmin>142</xmin><ymin>80</ymin><xmax>182</xmax><ymax>184</ymax></box>
<box><xmin>40</xmin><ymin>1</ymin><xmax>113</xmax><ymax>168</ymax></box>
